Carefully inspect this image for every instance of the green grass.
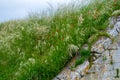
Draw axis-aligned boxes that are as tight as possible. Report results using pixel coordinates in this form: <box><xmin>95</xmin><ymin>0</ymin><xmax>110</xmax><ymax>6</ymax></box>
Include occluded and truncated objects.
<box><xmin>75</xmin><ymin>49</ymin><xmax>90</xmax><ymax>67</ymax></box>
<box><xmin>0</xmin><ymin>0</ymin><xmax>120</xmax><ymax>80</ymax></box>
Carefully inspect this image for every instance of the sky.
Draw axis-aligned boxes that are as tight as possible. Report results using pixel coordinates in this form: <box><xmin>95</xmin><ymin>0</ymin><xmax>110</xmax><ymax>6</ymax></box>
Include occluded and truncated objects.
<box><xmin>0</xmin><ymin>0</ymin><xmax>72</xmax><ymax>22</ymax></box>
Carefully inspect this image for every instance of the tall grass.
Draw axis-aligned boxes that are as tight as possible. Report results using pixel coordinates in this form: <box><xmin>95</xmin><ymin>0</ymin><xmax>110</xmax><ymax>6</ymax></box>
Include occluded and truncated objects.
<box><xmin>0</xmin><ymin>0</ymin><xmax>120</xmax><ymax>80</ymax></box>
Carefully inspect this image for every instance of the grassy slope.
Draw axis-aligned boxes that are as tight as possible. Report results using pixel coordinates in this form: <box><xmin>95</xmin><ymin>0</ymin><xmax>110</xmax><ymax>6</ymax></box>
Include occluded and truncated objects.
<box><xmin>0</xmin><ymin>0</ymin><xmax>120</xmax><ymax>80</ymax></box>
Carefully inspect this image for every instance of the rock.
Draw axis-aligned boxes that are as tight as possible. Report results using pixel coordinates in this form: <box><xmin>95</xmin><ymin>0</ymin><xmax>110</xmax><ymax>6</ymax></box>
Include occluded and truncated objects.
<box><xmin>117</xmin><ymin>16</ymin><xmax>120</xmax><ymax>21</ymax></box>
<box><xmin>70</xmin><ymin>72</ymin><xmax>80</xmax><ymax>80</ymax></box>
<box><xmin>108</xmin><ymin>28</ymin><xmax>119</xmax><ymax>37</ymax></box>
<box><xmin>91</xmin><ymin>37</ymin><xmax>105</xmax><ymax>53</ymax></box>
<box><xmin>115</xmin><ymin>22</ymin><xmax>120</xmax><ymax>33</ymax></box>
<box><xmin>117</xmin><ymin>41</ymin><xmax>120</xmax><ymax>47</ymax></box>
<box><xmin>112</xmin><ymin>48</ymin><xmax>120</xmax><ymax>63</ymax></box>
<box><xmin>101</xmin><ymin>50</ymin><xmax>112</xmax><ymax>64</ymax></box>
<box><xmin>55</xmin><ymin>70</ymin><xmax>69</xmax><ymax>80</ymax></box>
<box><xmin>103</xmin><ymin>38</ymin><xmax>112</xmax><ymax>50</ymax></box>
<box><xmin>113</xmin><ymin>63</ymin><xmax>120</xmax><ymax>69</ymax></box>
<box><xmin>75</xmin><ymin>61</ymin><xmax>89</xmax><ymax>75</ymax></box>
<box><xmin>109</xmin><ymin>17</ymin><xmax>117</xmax><ymax>27</ymax></box>
<box><xmin>107</xmin><ymin>43</ymin><xmax>118</xmax><ymax>50</ymax></box>
<box><xmin>104</xmin><ymin>64</ymin><xmax>114</xmax><ymax>71</ymax></box>
<box><xmin>102</xmin><ymin>70</ymin><xmax>116</xmax><ymax>79</ymax></box>
<box><xmin>88</xmin><ymin>64</ymin><xmax>101</xmax><ymax>73</ymax></box>
<box><xmin>53</xmin><ymin>16</ymin><xmax>120</xmax><ymax>80</ymax></box>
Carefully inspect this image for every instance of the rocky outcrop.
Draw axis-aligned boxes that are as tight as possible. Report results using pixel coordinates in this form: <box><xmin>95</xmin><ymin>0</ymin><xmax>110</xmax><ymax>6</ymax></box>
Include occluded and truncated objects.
<box><xmin>53</xmin><ymin>12</ymin><xmax>120</xmax><ymax>80</ymax></box>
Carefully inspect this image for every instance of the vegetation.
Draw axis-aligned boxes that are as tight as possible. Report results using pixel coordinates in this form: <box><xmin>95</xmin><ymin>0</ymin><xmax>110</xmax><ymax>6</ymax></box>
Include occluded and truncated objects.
<box><xmin>115</xmin><ymin>68</ymin><xmax>119</xmax><ymax>78</ymax></box>
<box><xmin>75</xmin><ymin>49</ymin><xmax>90</xmax><ymax>67</ymax></box>
<box><xmin>0</xmin><ymin>0</ymin><xmax>120</xmax><ymax>80</ymax></box>
<box><xmin>112</xmin><ymin>9</ymin><xmax>120</xmax><ymax>16</ymax></box>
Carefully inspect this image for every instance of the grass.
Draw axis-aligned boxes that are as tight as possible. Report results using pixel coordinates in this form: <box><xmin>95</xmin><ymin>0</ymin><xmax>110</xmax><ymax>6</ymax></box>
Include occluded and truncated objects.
<box><xmin>0</xmin><ymin>0</ymin><xmax>120</xmax><ymax>80</ymax></box>
<box><xmin>75</xmin><ymin>49</ymin><xmax>90</xmax><ymax>67</ymax></box>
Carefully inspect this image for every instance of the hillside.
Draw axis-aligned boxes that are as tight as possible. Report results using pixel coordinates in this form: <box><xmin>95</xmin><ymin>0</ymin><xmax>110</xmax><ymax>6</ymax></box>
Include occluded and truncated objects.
<box><xmin>0</xmin><ymin>0</ymin><xmax>120</xmax><ymax>80</ymax></box>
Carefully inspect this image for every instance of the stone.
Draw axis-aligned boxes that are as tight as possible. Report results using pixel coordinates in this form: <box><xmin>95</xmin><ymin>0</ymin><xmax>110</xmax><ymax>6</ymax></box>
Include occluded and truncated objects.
<box><xmin>104</xmin><ymin>64</ymin><xmax>114</xmax><ymax>71</ymax></box>
<box><xmin>103</xmin><ymin>38</ymin><xmax>112</xmax><ymax>50</ymax></box>
<box><xmin>102</xmin><ymin>77</ymin><xmax>114</xmax><ymax>80</ymax></box>
<box><xmin>93</xmin><ymin>57</ymin><xmax>103</xmax><ymax>65</ymax></box>
<box><xmin>114</xmin><ymin>22</ymin><xmax>120</xmax><ymax>33</ymax></box>
<box><xmin>55</xmin><ymin>72</ymin><xmax>67</xmax><ymax>80</ymax></box>
<box><xmin>91</xmin><ymin>41</ymin><xmax>105</xmax><ymax>53</ymax></box>
<box><xmin>102</xmin><ymin>50</ymin><xmax>112</xmax><ymax>64</ymax></box>
<box><xmin>88</xmin><ymin>64</ymin><xmax>101</xmax><ymax>73</ymax></box>
<box><xmin>75</xmin><ymin>61</ymin><xmax>89</xmax><ymax>74</ymax></box>
<box><xmin>53</xmin><ymin>16</ymin><xmax>120</xmax><ymax>80</ymax></box>
<box><xmin>70</xmin><ymin>72</ymin><xmax>80</xmax><ymax>80</ymax></box>
<box><xmin>84</xmin><ymin>73</ymin><xmax>98</xmax><ymax>80</ymax></box>
<box><xmin>102</xmin><ymin>70</ymin><xmax>116</xmax><ymax>79</ymax></box>
<box><xmin>109</xmin><ymin>17</ymin><xmax>117</xmax><ymax>27</ymax></box>
<box><xmin>117</xmin><ymin>16</ymin><xmax>120</xmax><ymax>21</ymax></box>
<box><xmin>109</xmin><ymin>29</ymin><xmax>119</xmax><ymax>37</ymax></box>
<box><xmin>112</xmin><ymin>49</ymin><xmax>120</xmax><ymax>63</ymax></box>
<box><xmin>113</xmin><ymin>63</ymin><xmax>120</xmax><ymax>69</ymax></box>
<box><xmin>107</xmin><ymin>43</ymin><xmax>118</xmax><ymax>50</ymax></box>
<box><xmin>117</xmin><ymin>41</ymin><xmax>120</xmax><ymax>47</ymax></box>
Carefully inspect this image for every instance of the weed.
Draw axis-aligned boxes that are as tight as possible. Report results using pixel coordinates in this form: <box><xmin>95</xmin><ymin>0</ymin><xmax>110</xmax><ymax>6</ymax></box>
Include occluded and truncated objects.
<box><xmin>102</xmin><ymin>56</ymin><xmax>107</xmax><ymax>61</ymax></box>
<box><xmin>115</xmin><ymin>69</ymin><xmax>119</xmax><ymax>78</ymax></box>
<box><xmin>75</xmin><ymin>49</ymin><xmax>90</xmax><ymax>67</ymax></box>
<box><xmin>110</xmin><ymin>60</ymin><xmax>113</xmax><ymax>65</ymax></box>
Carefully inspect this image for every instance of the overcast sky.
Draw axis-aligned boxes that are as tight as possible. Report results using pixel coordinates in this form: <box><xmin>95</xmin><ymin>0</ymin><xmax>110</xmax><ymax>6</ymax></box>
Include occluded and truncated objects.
<box><xmin>0</xmin><ymin>0</ymin><xmax>73</xmax><ymax>22</ymax></box>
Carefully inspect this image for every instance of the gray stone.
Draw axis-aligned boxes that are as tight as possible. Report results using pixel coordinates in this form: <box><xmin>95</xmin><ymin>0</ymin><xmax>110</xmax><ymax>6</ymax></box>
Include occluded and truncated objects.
<box><xmin>53</xmin><ymin>16</ymin><xmax>120</xmax><ymax>80</ymax></box>
<box><xmin>102</xmin><ymin>70</ymin><xmax>116</xmax><ymax>79</ymax></box>
<box><xmin>91</xmin><ymin>37</ymin><xmax>106</xmax><ymax>53</ymax></box>
<box><xmin>117</xmin><ymin>41</ymin><xmax>120</xmax><ymax>47</ymax></box>
<box><xmin>75</xmin><ymin>61</ymin><xmax>89</xmax><ymax>74</ymax></box>
<box><xmin>109</xmin><ymin>17</ymin><xmax>117</xmax><ymax>26</ymax></box>
<box><xmin>91</xmin><ymin>43</ymin><xmax>105</xmax><ymax>53</ymax></box>
<box><xmin>112</xmin><ymin>49</ymin><xmax>120</xmax><ymax>63</ymax></box>
<box><xmin>102</xmin><ymin>77</ymin><xmax>114</xmax><ymax>80</ymax></box>
<box><xmin>104</xmin><ymin>64</ymin><xmax>114</xmax><ymax>71</ymax></box>
<box><xmin>102</xmin><ymin>50</ymin><xmax>110</xmax><ymax>58</ymax></box>
<box><xmin>93</xmin><ymin>57</ymin><xmax>103</xmax><ymax>65</ymax></box>
<box><xmin>103</xmin><ymin>38</ymin><xmax>112</xmax><ymax>50</ymax></box>
<box><xmin>70</xmin><ymin>72</ymin><xmax>80</xmax><ymax>80</ymax></box>
<box><xmin>107</xmin><ymin>43</ymin><xmax>118</xmax><ymax>50</ymax></box>
<box><xmin>88</xmin><ymin>64</ymin><xmax>101</xmax><ymax>73</ymax></box>
<box><xmin>114</xmin><ymin>22</ymin><xmax>120</xmax><ymax>33</ymax></box>
<box><xmin>109</xmin><ymin>29</ymin><xmax>119</xmax><ymax>37</ymax></box>
<box><xmin>117</xmin><ymin>16</ymin><xmax>120</xmax><ymax>21</ymax></box>
<box><xmin>56</xmin><ymin>72</ymin><xmax>67</xmax><ymax>80</ymax></box>
<box><xmin>113</xmin><ymin>63</ymin><xmax>120</xmax><ymax>69</ymax></box>
<box><xmin>84</xmin><ymin>73</ymin><xmax>98</xmax><ymax>80</ymax></box>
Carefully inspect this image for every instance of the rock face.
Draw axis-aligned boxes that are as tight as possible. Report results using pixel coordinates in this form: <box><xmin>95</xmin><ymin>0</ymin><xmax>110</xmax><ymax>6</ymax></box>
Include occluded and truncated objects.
<box><xmin>53</xmin><ymin>13</ymin><xmax>120</xmax><ymax>80</ymax></box>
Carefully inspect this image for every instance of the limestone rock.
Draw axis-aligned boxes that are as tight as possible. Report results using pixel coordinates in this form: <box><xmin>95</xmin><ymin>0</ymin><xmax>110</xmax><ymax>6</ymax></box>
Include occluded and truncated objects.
<box><xmin>53</xmin><ymin>16</ymin><xmax>120</xmax><ymax>80</ymax></box>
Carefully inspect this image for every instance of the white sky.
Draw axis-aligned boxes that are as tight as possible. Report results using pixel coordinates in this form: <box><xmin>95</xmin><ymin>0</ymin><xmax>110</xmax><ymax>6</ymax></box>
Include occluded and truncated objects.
<box><xmin>0</xmin><ymin>0</ymin><xmax>72</xmax><ymax>22</ymax></box>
